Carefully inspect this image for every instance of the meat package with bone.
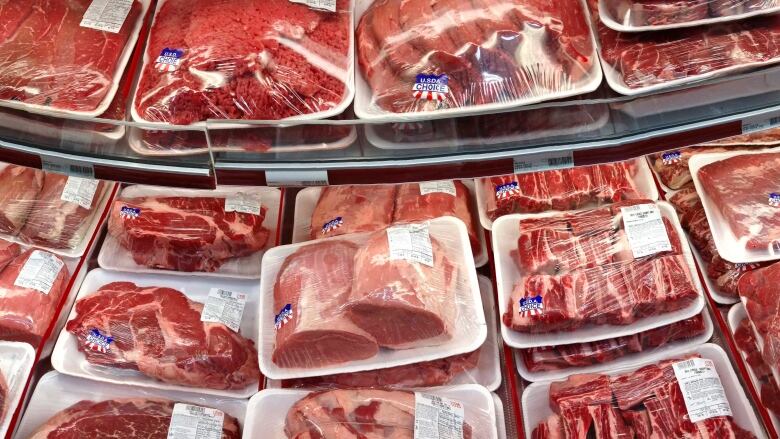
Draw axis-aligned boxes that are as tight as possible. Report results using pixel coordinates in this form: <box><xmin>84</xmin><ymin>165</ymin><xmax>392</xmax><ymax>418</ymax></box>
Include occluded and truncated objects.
<box><xmin>503</xmin><ymin>201</ymin><xmax>699</xmax><ymax>333</ymax></box>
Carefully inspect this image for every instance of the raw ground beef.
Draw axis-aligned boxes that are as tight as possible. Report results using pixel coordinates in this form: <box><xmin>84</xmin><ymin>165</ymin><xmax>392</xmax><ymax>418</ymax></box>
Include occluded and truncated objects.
<box><xmin>134</xmin><ymin>0</ymin><xmax>351</xmax><ymax>124</ymax></box>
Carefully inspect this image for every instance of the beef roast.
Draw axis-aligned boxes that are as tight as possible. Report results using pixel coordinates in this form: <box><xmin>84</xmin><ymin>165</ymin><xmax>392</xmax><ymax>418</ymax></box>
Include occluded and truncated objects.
<box><xmin>0</xmin><ymin>239</ymin><xmax>20</xmax><ymax>271</ymax></box>
<box><xmin>310</xmin><ymin>185</ymin><xmax>396</xmax><ymax>240</ymax></box>
<box><xmin>0</xmin><ymin>164</ymin><xmax>44</xmax><ymax>235</ymax></box>
<box><xmin>65</xmin><ymin>282</ymin><xmax>259</xmax><ymax>390</ymax></box>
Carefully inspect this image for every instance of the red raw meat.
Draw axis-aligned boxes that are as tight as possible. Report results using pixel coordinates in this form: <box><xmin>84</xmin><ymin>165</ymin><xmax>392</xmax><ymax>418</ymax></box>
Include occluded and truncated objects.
<box><xmin>272</xmin><ymin>240</ymin><xmax>378</xmax><ymax>369</ymax></box>
<box><xmin>762</xmin><ymin>378</ymin><xmax>780</xmax><ymax>415</ymax></box>
<box><xmin>0</xmin><ymin>239</ymin><xmax>20</xmax><ymax>271</ymax></box>
<box><xmin>739</xmin><ymin>262</ymin><xmax>780</xmax><ymax>377</ymax></box>
<box><xmin>0</xmin><ymin>370</ymin><xmax>6</xmax><ymax>426</ymax></box>
<box><xmin>310</xmin><ymin>185</ymin><xmax>396</xmax><ymax>240</ymax></box>
<box><xmin>711</xmin><ymin>0</ymin><xmax>775</xmax><ymax>16</ymax></box>
<box><xmin>649</xmin><ymin>147</ymin><xmax>753</xmax><ymax>190</ymax></box>
<box><xmin>698</xmin><ymin>152</ymin><xmax>780</xmax><ymax>251</ymax></box>
<box><xmin>134</xmin><ymin>0</ymin><xmax>350</xmax><ymax>124</ymax></box>
<box><xmin>26</xmin><ymin>398</ymin><xmax>241</xmax><ymax>438</ymax></box>
<box><xmin>348</xmin><ymin>229</ymin><xmax>457</xmax><ymax>349</ymax></box>
<box><xmin>735</xmin><ymin>317</ymin><xmax>772</xmax><ymax>379</ymax></box>
<box><xmin>65</xmin><ymin>282</ymin><xmax>259</xmax><ymax>390</ymax></box>
<box><xmin>621</xmin><ymin>0</ymin><xmax>709</xmax><ymax>26</ymax></box>
<box><xmin>107</xmin><ymin>196</ymin><xmax>269</xmax><ymax>272</ymax></box>
<box><xmin>0</xmin><ymin>249</ymin><xmax>69</xmax><ymax>346</ymax></box>
<box><xmin>0</xmin><ymin>0</ymin><xmax>142</xmax><ymax>112</ymax></box>
<box><xmin>0</xmin><ymin>164</ymin><xmax>44</xmax><ymax>235</ymax></box>
<box><xmin>19</xmin><ymin>175</ymin><xmax>107</xmax><ymax>250</ymax></box>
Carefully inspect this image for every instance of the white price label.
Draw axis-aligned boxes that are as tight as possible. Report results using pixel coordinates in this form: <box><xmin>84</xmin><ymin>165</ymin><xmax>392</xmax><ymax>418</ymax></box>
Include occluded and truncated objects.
<box><xmin>61</xmin><ymin>177</ymin><xmax>99</xmax><ymax>209</ymax></box>
<box><xmin>414</xmin><ymin>393</ymin><xmax>465</xmax><ymax>439</ymax></box>
<box><xmin>742</xmin><ymin>114</ymin><xmax>780</xmax><ymax>134</ymax></box>
<box><xmin>224</xmin><ymin>194</ymin><xmax>262</xmax><ymax>215</ymax></box>
<box><xmin>167</xmin><ymin>404</ymin><xmax>224</xmax><ymax>439</ymax></box>
<box><xmin>80</xmin><ymin>0</ymin><xmax>134</xmax><ymax>33</ymax></box>
<box><xmin>387</xmin><ymin>224</ymin><xmax>434</xmax><ymax>267</ymax></box>
<box><xmin>289</xmin><ymin>0</ymin><xmax>337</xmax><ymax>11</ymax></box>
<box><xmin>41</xmin><ymin>157</ymin><xmax>95</xmax><ymax>178</ymax></box>
<box><xmin>621</xmin><ymin>204</ymin><xmax>672</xmax><ymax>258</ymax></box>
<box><xmin>14</xmin><ymin>250</ymin><xmax>64</xmax><ymax>295</ymax></box>
<box><xmin>200</xmin><ymin>289</ymin><xmax>248</xmax><ymax>333</ymax></box>
<box><xmin>513</xmin><ymin>151</ymin><xmax>574</xmax><ymax>174</ymax></box>
<box><xmin>265</xmin><ymin>169</ymin><xmax>329</xmax><ymax>187</ymax></box>
<box><xmin>419</xmin><ymin>181</ymin><xmax>456</xmax><ymax>196</ymax></box>
<box><xmin>673</xmin><ymin>358</ymin><xmax>733</xmax><ymax>423</ymax></box>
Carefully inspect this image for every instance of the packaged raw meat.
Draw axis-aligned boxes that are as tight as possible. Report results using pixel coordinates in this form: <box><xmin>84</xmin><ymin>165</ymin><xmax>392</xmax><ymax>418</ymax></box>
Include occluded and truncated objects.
<box><xmin>105</xmin><ymin>186</ymin><xmax>274</xmax><ymax>273</ymax></box>
<box><xmin>0</xmin><ymin>0</ymin><xmax>147</xmax><ymax>116</ymax></box>
<box><xmin>0</xmin><ymin>164</ymin><xmax>44</xmax><ymax>236</ymax></box>
<box><xmin>15</xmin><ymin>371</ymin><xmax>247</xmax><ymax>439</ymax></box>
<box><xmin>354</xmin><ymin>0</ymin><xmax>601</xmax><ymax>120</ymax></box>
<box><xmin>648</xmin><ymin>146</ymin><xmax>758</xmax><ymax>191</ymax></box>
<box><xmin>477</xmin><ymin>159</ymin><xmax>656</xmax><ymax>226</ymax></box>
<box><xmin>0</xmin><ymin>341</ymin><xmax>35</xmax><ymax>437</ymax></box>
<box><xmin>524</xmin><ymin>344</ymin><xmax>762</xmax><ymax>438</ymax></box>
<box><xmin>309</xmin><ymin>185</ymin><xmax>397</xmax><ymax>240</ymax></box>
<box><xmin>600</xmin><ymin>0</ymin><xmax>780</xmax><ymax>31</ymax></box>
<box><xmin>245</xmin><ymin>385</ymin><xmax>497</xmax><ymax>439</ymax></box>
<box><xmin>260</xmin><ymin>217</ymin><xmax>485</xmax><ymax>380</ymax></box>
<box><xmin>56</xmin><ymin>269</ymin><xmax>261</xmax><ymax>396</ymax></box>
<box><xmin>738</xmin><ymin>261</ymin><xmax>780</xmax><ymax>385</ymax></box>
<box><xmin>494</xmin><ymin>201</ymin><xmax>704</xmax><ymax>348</ymax></box>
<box><xmin>132</xmin><ymin>0</ymin><xmax>353</xmax><ymax>125</ymax></box>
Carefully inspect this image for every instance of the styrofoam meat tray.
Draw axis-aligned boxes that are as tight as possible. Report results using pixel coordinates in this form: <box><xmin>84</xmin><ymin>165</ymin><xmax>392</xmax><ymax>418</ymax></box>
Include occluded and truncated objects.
<box><xmin>293</xmin><ymin>180</ymin><xmax>488</xmax><ymax>267</ymax></box>
<box><xmin>51</xmin><ymin>268</ymin><xmax>262</xmax><ymax>399</ymax></box>
<box><xmin>522</xmin><ymin>343</ymin><xmax>765</xmax><ymax>438</ymax></box>
<box><xmin>13</xmin><ymin>371</ymin><xmax>248</xmax><ymax>439</ymax></box>
<box><xmin>244</xmin><ymin>384</ymin><xmax>498</xmax><ymax>439</ymax></box>
<box><xmin>515</xmin><ymin>311</ymin><xmax>714</xmax><ymax>382</ymax></box>
<box><xmin>98</xmin><ymin>185</ymin><xmax>281</xmax><ymax>279</ymax></box>
<box><xmin>266</xmin><ymin>274</ymin><xmax>502</xmax><ymax>391</ymax></box>
<box><xmin>0</xmin><ymin>342</ymin><xmax>35</xmax><ymax>438</ymax></box>
<box><xmin>259</xmin><ymin>216</ymin><xmax>487</xmax><ymax>380</ymax></box>
<box><xmin>352</xmin><ymin>0</ymin><xmax>603</xmax><ymax>122</ymax></box>
<box><xmin>130</xmin><ymin>0</ymin><xmax>354</xmax><ymax>127</ymax></box>
<box><xmin>727</xmin><ymin>303</ymin><xmax>780</xmax><ymax>433</ymax></box>
<box><xmin>0</xmin><ymin>0</ymin><xmax>150</xmax><ymax>119</ymax></box>
<box><xmin>689</xmin><ymin>149</ymin><xmax>780</xmax><ymax>264</ymax></box>
<box><xmin>493</xmin><ymin>393</ymin><xmax>507</xmax><ymax>439</ymax></box>
<box><xmin>476</xmin><ymin>158</ymin><xmax>659</xmax><ymax>231</ymax></box>
<box><xmin>493</xmin><ymin>201</ymin><xmax>706</xmax><ymax>349</ymax></box>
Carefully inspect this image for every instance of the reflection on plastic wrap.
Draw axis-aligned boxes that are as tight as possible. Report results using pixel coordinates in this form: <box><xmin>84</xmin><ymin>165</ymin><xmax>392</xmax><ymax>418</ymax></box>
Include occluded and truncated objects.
<box><xmin>0</xmin><ymin>165</ymin><xmax>44</xmax><ymax>236</ymax></box>
<box><xmin>133</xmin><ymin>0</ymin><xmax>352</xmax><ymax>125</ymax></box>
<box><xmin>356</xmin><ymin>0</ymin><xmax>597</xmax><ymax>116</ymax></box>
<box><xmin>649</xmin><ymin>146</ymin><xmax>748</xmax><ymax>190</ymax></box>
<box><xmin>734</xmin><ymin>313</ymin><xmax>780</xmax><ymax>418</ymax></box>
<box><xmin>739</xmin><ymin>262</ymin><xmax>780</xmax><ymax>383</ymax></box>
<box><xmin>604</xmin><ymin>0</ymin><xmax>778</xmax><ymax>27</ymax></box>
<box><xmin>64</xmin><ymin>282</ymin><xmax>260</xmax><ymax>390</ymax></box>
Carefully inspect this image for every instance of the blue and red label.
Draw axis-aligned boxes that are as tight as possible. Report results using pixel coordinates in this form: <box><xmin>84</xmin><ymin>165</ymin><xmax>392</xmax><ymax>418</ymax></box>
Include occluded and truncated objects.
<box><xmin>120</xmin><ymin>206</ymin><xmax>141</xmax><ymax>219</ymax></box>
<box><xmin>275</xmin><ymin>304</ymin><xmax>293</xmax><ymax>330</ymax></box>
<box><xmin>321</xmin><ymin>217</ymin><xmax>343</xmax><ymax>235</ymax></box>
<box><xmin>662</xmin><ymin>151</ymin><xmax>682</xmax><ymax>165</ymax></box>
<box><xmin>769</xmin><ymin>193</ymin><xmax>780</xmax><ymax>207</ymax></box>
<box><xmin>155</xmin><ymin>48</ymin><xmax>183</xmax><ymax>72</ymax></box>
<box><xmin>518</xmin><ymin>295</ymin><xmax>544</xmax><ymax>317</ymax></box>
<box><xmin>86</xmin><ymin>328</ymin><xmax>113</xmax><ymax>353</ymax></box>
<box><xmin>413</xmin><ymin>74</ymin><xmax>449</xmax><ymax>101</ymax></box>
<box><xmin>495</xmin><ymin>182</ymin><xmax>520</xmax><ymax>201</ymax></box>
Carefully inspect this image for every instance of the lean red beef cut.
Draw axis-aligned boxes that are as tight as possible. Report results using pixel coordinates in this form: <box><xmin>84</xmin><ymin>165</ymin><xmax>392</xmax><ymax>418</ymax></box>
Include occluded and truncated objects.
<box><xmin>26</xmin><ymin>398</ymin><xmax>241</xmax><ymax>439</ymax></box>
<box><xmin>19</xmin><ymin>175</ymin><xmax>107</xmax><ymax>250</ymax></box>
<box><xmin>739</xmin><ymin>262</ymin><xmax>780</xmax><ymax>380</ymax></box>
<box><xmin>285</xmin><ymin>389</ymin><xmax>475</xmax><ymax>439</ymax></box>
<box><xmin>619</xmin><ymin>0</ymin><xmax>709</xmax><ymax>26</ymax></box>
<box><xmin>65</xmin><ymin>282</ymin><xmax>259</xmax><ymax>390</ymax></box>
<box><xmin>734</xmin><ymin>314</ymin><xmax>780</xmax><ymax>418</ymax></box>
<box><xmin>134</xmin><ymin>0</ymin><xmax>351</xmax><ymax>124</ymax></box>
<box><xmin>0</xmin><ymin>249</ymin><xmax>69</xmax><ymax>346</ymax></box>
<box><xmin>697</xmin><ymin>152</ymin><xmax>780</xmax><ymax>251</ymax></box>
<box><xmin>0</xmin><ymin>164</ymin><xmax>44</xmax><ymax>235</ymax></box>
<box><xmin>310</xmin><ymin>185</ymin><xmax>396</xmax><ymax>240</ymax></box>
<box><xmin>0</xmin><ymin>239</ymin><xmax>20</xmax><ymax>271</ymax></box>
<box><xmin>0</xmin><ymin>0</ymin><xmax>143</xmax><ymax>113</ymax></box>
<box><xmin>272</xmin><ymin>240</ymin><xmax>379</xmax><ymax>369</ymax></box>
<box><xmin>107</xmin><ymin>195</ymin><xmax>270</xmax><ymax>272</ymax></box>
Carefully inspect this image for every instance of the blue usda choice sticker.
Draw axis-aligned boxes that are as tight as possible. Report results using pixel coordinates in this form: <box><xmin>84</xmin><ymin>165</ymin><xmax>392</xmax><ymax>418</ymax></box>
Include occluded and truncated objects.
<box><xmin>518</xmin><ymin>295</ymin><xmax>544</xmax><ymax>317</ymax></box>
<box><xmin>321</xmin><ymin>217</ymin><xmax>343</xmax><ymax>235</ymax></box>
<box><xmin>275</xmin><ymin>304</ymin><xmax>293</xmax><ymax>330</ymax></box>
<box><xmin>120</xmin><ymin>206</ymin><xmax>140</xmax><ymax>219</ymax></box>
<box><xmin>662</xmin><ymin>150</ymin><xmax>682</xmax><ymax>165</ymax></box>
<box><xmin>85</xmin><ymin>328</ymin><xmax>113</xmax><ymax>353</ymax></box>
<box><xmin>495</xmin><ymin>182</ymin><xmax>520</xmax><ymax>200</ymax></box>
<box><xmin>155</xmin><ymin>48</ymin><xmax>184</xmax><ymax>72</ymax></box>
<box><xmin>412</xmin><ymin>74</ymin><xmax>449</xmax><ymax>101</ymax></box>
<box><xmin>769</xmin><ymin>192</ymin><xmax>780</xmax><ymax>207</ymax></box>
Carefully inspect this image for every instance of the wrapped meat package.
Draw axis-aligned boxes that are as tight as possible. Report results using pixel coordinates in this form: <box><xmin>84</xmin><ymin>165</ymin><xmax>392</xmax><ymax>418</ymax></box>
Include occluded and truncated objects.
<box><xmin>0</xmin><ymin>0</ymin><xmax>146</xmax><ymax>116</ymax></box>
<box><xmin>648</xmin><ymin>146</ymin><xmax>754</xmax><ymax>190</ymax></box>
<box><xmin>133</xmin><ymin>0</ymin><xmax>353</xmax><ymax>125</ymax></box>
<box><xmin>0</xmin><ymin>341</ymin><xmax>35</xmax><ymax>437</ymax></box>
<box><xmin>738</xmin><ymin>262</ymin><xmax>780</xmax><ymax>385</ymax></box>
<box><xmin>601</xmin><ymin>0</ymin><xmax>779</xmax><ymax>30</ymax></box>
<box><xmin>354</xmin><ymin>0</ymin><xmax>601</xmax><ymax>119</ymax></box>
<box><xmin>260</xmin><ymin>217</ymin><xmax>485</xmax><ymax>380</ymax></box>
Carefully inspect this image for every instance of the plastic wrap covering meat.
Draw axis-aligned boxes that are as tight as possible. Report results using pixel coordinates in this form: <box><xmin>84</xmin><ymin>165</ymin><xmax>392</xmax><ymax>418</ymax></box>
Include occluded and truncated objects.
<box><xmin>133</xmin><ymin>0</ymin><xmax>352</xmax><ymax>125</ymax></box>
<box><xmin>355</xmin><ymin>0</ymin><xmax>598</xmax><ymax>117</ymax></box>
<box><xmin>0</xmin><ymin>370</ymin><xmax>6</xmax><ymax>427</ymax></box>
<box><xmin>0</xmin><ymin>0</ymin><xmax>144</xmax><ymax>115</ymax></box>
<box><xmin>310</xmin><ymin>185</ymin><xmax>397</xmax><ymax>240</ymax></box>
<box><xmin>739</xmin><ymin>262</ymin><xmax>780</xmax><ymax>383</ymax></box>
<box><xmin>503</xmin><ymin>201</ymin><xmax>699</xmax><ymax>334</ymax></box>
<box><xmin>530</xmin><ymin>355</ymin><xmax>757</xmax><ymax>438</ymax></box>
<box><xmin>0</xmin><ymin>165</ymin><xmax>44</xmax><ymax>236</ymax></box>
<box><xmin>0</xmin><ymin>248</ymin><xmax>69</xmax><ymax>346</ymax></box>
<box><xmin>0</xmin><ymin>341</ymin><xmax>35</xmax><ymax>436</ymax></box>
<box><xmin>479</xmin><ymin>160</ymin><xmax>644</xmax><ymax>222</ymax></box>
<box><xmin>649</xmin><ymin>146</ymin><xmax>758</xmax><ymax>190</ymax></box>
<box><xmin>107</xmin><ymin>192</ymin><xmax>271</xmax><ymax>272</ymax></box>
<box><xmin>521</xmin><ymin>314</ymin><xmax>706</xmax><ymax>372</ymax></box>
<box><xmin>603</xmin><ymin>0</ymin><xmax>778</xmax><ymax>28</ymax></box>
<box><xmin>64</xmin><ymin>281</ymin><xmax>260</xmax><ymax>390</ymax></box>
<box><xmin>697</xmin><ymin>152</ymin><xmax>780</xmax><ymax>253</ymax></box>
<box><xmin>734</xmin><ymin>314</ymin><xmax>780</xmax><ymax>418</ymax></box>
<box><xmin>26</xmin><ymin>398</ymin><xmax>241</xmax><ymax>438</ymax></box>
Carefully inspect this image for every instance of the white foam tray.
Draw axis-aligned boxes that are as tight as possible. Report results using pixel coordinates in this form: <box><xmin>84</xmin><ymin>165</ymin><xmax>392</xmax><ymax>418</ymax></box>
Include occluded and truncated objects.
<box><xmin>476</xmin><ymin>158</ymin><xmax>658</xmax><ymax>231</ymax></box>
<box><xmin>599</xmin><ymin>0</ymin><xmax>780</xmax><ymax>32</ymax></box>
<box><xmin>130</xmin><ymin>0</ymin><xmax>354</xmax><ymax>127</ymax></box>
<box><xmin>0</xmin><ymin>0</ymin><xmax>150</xmax><ymax>119</ymax></box>
<box><xmin>515</xmin><ymin>311</ymin><xmax>714</xmax><ymax>382</ymax></box>
<box><xmin>51</xmin><ymin>268</ymin><xmax>262</xmax><ymax>399</ymax></box>
<box><xmin>98</xmin><ymin>185</ymin><xmax>281</xmax><ymax>279</ymax></box>
<box><xmin>522</xmin><ymin>343</ymin><xmax>765</xmax><ymax>438</ymax></box>
<box><xmin>689</xmin><ymin>149</ymin><xmax>780</xmax><ymax>263</ymax></box>
<box><xmin>244</xmin><ymin>384</ymin><xmax>497</xmax><ymax>439</ymax></box>
<box><xmin>293</xmin><ymin>181</ymin><xmax>488</xmax><ymax>267</ymax></box>
<box><xmin>728</xmin><ymin>303</ymin><xmax>780</xmax><ymax>433</ymax></box>
<box><xmin>259</xmin><ymin>216</ymin><xmax>487</xmax><ymax>380</ymax></box>
<box><xmin>493</xmin><ymin>201</ymin><xmax>705</xmax><ymax>349</ymax></box>
<box><xmin>493</xmin><ymin>393</ymin><xmax>507</xmax><ymax>439</ymax></box>
<box><xmin>352</xmin><ymin>0</ymin><xmax>603</xmax><ymax>122</ymax></box>
<box><xmin>13</xmin><ymin>371</ymin><xmax>247</xmax><ymax>439</ymax></box>
<box><xmin>0</xmin><ymin>342</ymin><xmax>34</xmax><ymax>438</ymax></box>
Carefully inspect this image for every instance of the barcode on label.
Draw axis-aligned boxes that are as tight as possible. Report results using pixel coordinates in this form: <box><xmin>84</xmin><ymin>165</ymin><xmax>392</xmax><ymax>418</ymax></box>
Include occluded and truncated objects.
<box><xmin>743</xmin><ymin>115</ymin><xmax>780</xmax><ymax>134</ymax></box>
<box><xmin>265</xmin><ymin>170</ymin><xmax>329</xmax><ymax>187</ymax></box>
<box><xmin>41</xmin><ymin>157</ymin><xmax>95</xmax><ymax>178</ymax></box>
<box><xmin>676</xmin><ymin>359</ymin><xmax>697</xmax><ymax>369</ymax></box>
<box><xmin>513</xmin><ymin>151</ymin><xmax>574</xmax><ymax>174</ymax></box>
<box><xmin>547</xmin><ymin>156</ymin><xmax>573</xmax><ymax>167</ymax></box>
